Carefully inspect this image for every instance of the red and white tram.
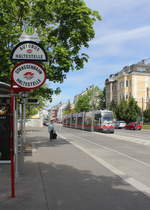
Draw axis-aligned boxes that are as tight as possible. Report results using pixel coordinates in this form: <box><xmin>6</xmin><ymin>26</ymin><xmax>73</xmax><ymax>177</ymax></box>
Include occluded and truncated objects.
<box><xmin>63</xmin><ymin>110</ymin><xmax>115</xmax><ymax>133</ymax></box>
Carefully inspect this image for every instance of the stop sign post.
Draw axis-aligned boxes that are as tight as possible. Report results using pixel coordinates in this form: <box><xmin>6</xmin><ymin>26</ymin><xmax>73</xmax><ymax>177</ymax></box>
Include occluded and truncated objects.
<box><xmin>9</xmin><ymin>26</ymin><xmax>47</xmax><ymax>198</ymax></box>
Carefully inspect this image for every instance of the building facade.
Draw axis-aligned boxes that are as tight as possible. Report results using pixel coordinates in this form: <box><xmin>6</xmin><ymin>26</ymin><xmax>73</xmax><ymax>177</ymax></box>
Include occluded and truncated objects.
<box><xmin>73</xmin><ymin>85</ymin><xmax>101</xmax><ymax>110</ymax></box>
<box><xmin>49</xmin><ymin>102</ymin><xmax>67</xmax><ymax>122</ymax></box>
<box><xmin>73</xmin><ymin>85</ymin><xmax>96</xmax><ymax>104</ymax></box>
<box><xmin>105</xmin><ymin>60</ymin><xmax>150</xmax><ymax>110</ymax></box>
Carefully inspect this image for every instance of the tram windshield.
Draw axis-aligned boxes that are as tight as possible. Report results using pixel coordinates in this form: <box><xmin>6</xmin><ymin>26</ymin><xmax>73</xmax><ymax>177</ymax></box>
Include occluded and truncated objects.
<box><xmin>102</xmin><ymin>112</ymin><xmax>113</xmax><ymax>121</ymax></box>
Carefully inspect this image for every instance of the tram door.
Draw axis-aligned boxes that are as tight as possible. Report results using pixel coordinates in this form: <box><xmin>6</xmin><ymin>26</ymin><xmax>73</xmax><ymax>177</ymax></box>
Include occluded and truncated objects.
<box><xmin>0</xmin><ymin>97</ymin><xmax>10</xmax><ymax>161</ymax></box>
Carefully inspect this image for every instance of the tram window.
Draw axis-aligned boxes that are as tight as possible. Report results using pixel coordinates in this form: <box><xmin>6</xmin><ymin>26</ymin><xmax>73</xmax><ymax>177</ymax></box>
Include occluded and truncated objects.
<box><xmin>102</xmin><ymin>113</ymin><xmax>113</xmax><ymax>121</ymax></box>
<box><xmin>94</xmin><ymin>118</ymin><xmax>101</xmax><ymax>126</ymax></box>
<box><xmin>85</xmin><ymin>118</ymin><xmax>91</xmax><ymax>125</ymax></box>
<box><xmin>78</xmin><ymin>117</ymin><xmax>82</xmax><ymax>124</ymax></box>
<box><xmin>72</xmin><ymin>117</ymin><xmax>76</xmax><ymax>123</ymax></box>
<box><xmin>95</xmin><ymin>114</ymin><xmax>101</xmax><ymax>120</ymax></box>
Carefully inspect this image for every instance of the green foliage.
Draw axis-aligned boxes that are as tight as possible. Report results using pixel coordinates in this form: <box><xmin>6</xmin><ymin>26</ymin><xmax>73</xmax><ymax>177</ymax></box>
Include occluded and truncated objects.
<box><xmin>26</xmin><ymin>106</ymin><xmax>39</xmax><ymax>119</ymax></box>
<box><xmin>126</xmin><ymin>97</ymin><xmax>141</xmax><ymax>123</ymax></box>
<box><xmin>109</xmin><ymin>100</ymin><xmax>117</xmax><ymax>112</ymax></box>
<box><xmin>75</xmin><ymin>94</ymin><xmax>91</xmax><ymax>112</ymax></box>
<box><xmin>26</xmin><ymin>95</ymin><xmax>47</xmax><ymax>118</ymax></box>
<box><xmin>113</xmin><ymin>97</ymin><xmax>141</xmax><ymax>123</ymax></box>
<box><xmin>0</xmin><ymin>0</ymin><xmax>101</xmax><ymax>101</ymax></box>
<box><xmin>86</xmin><ymin>86</ymin><xmax>99</xmax><ymax>110</ymax></box>
<box><xmin>74</xmin><ymin>85</ymin><xmax>105</xmax><ymax>112</ymax></box>
<box><xmin>98</xmin><ymin>88</ymin><xmax>106</xmax><ymax>110</ymax></box>
<box><xmin>144</xmin><ymin>108</ymin><xmax>150</xmax><ymax>122</ymax></box>
<box><xmin>115</xmin><ymin>100</ymin><xmax>128</xmax><ymax>121</ymax></box>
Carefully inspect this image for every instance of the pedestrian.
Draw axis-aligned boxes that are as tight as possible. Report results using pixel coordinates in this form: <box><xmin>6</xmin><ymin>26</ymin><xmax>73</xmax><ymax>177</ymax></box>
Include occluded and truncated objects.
<box><xmin>48</xmin><ymin>120</ymin><xmax>57</xmax><ymax>141</ymax></box>
<box><xmin>48</xmin><ymin>120</ymin><xmax>54</xmax><ymax>141</ymax></box>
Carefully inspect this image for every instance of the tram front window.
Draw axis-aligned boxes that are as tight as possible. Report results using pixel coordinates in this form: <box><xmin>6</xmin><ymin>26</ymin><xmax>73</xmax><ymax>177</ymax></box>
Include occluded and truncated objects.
<box><xmin>102</xmin><ymin>113</ymin><xmax>113</xmax><ymax>122</ymax></box>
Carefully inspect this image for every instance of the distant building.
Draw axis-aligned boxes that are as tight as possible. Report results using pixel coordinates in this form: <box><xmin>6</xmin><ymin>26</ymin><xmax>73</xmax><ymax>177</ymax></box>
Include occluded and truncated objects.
<box><xmin>105</xmin><ymin>59</ymin><xmax>150</xmax><ymax>110</ymax></box>
<box><xmin>49</xmin><ymin>106</ymin><xmax>59</xmax><ymax>121</ymax></box>
<box><xmin>49</xmin><ymin>102</ymin><xmax>67</xmax><ymax>122</ymax></box>
<box><xmin>73</xmin><ymin>85</ymin><xmax>101</xmax><ymax>110</ymax></box>
<box><xmin>73</xmin><ymin>85</ymin><xmax>97</xmax><ymax>103</ymax></box>
<box><xmin>57</xmin><ymin>102</ymin><xmax>68</xmax><ymax>122</ymax></box>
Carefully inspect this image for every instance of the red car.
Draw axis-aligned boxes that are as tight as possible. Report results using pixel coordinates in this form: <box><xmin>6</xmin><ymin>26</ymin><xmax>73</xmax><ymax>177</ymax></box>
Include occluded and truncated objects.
<box><xmin>125</xmin><ymin>122</ymin><xmax>142</xmax><ymax>130</ymax></box>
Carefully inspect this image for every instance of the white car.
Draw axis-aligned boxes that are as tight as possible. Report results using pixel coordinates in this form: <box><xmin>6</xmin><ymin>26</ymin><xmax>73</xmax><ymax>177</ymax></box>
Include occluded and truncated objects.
<box><xmin>115</xmin><ymin>121</ymin><xmax>126</xmax><ymax>129</ymax></box>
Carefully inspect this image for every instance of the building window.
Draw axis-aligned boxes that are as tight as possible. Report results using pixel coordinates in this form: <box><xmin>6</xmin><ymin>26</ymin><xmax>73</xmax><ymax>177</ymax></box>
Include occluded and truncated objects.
<box><xmin>119</xmin><ymin>81</ymin><xmax>124</xmax><ymax>88</ymax></box>
<box><xmin>126</xmin><ymin>80</ymin><xmax>128</xmax><ymax>87</ymax></box>
<box><xmin>137</xmin><ymin>67</ymin><xmax>145</xmax><ymax>71</ymax></box>
<box><xmin>120</xmin><ymin>94</ymin><xmax>123</xmax><ymax>100</ymax></box>
<box><xmin>130</xmin><ymin>80</ymin><xmax>132</xmax><ymax>86</ymax></box>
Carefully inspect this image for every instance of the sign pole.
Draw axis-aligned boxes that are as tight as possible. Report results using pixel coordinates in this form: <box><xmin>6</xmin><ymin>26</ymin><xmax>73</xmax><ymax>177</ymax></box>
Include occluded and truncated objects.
<box><xmin>10</xmin><ymin>83</ymin><xmax>15</xmax><ymax>197</ymax></box>
<box><xmin>9</xmin><ymin>26</ymin><xmax>47</xmax><ymax>198</ymax></box>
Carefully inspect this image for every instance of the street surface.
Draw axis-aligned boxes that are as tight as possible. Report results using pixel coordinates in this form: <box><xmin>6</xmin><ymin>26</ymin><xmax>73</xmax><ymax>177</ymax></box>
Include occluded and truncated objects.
<box><xmin>1</xmin><ymin>124</ymin><xmax>150</xmax><ymax>210</ymax></box>
<box><xmin>114</xmin><ymin>128</ymin><xmax>150</xmax><ymax>141</ymax></box>
<box><xmin>56</xmin><ymin>124</ymin><xmax>150</xmax><ymax>197</ymax></box>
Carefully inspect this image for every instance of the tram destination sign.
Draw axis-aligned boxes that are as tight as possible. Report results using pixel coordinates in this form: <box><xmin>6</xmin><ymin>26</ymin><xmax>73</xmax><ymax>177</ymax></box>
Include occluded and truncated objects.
<box><xmin>11</xmin><ymin>62</ymin><xmax>46</xmax><ymax>90</ymax></box>
<box><xmin>11</xmin><ymin>41</ymin><xmax>47</xmax><ymax>62</ymax></box>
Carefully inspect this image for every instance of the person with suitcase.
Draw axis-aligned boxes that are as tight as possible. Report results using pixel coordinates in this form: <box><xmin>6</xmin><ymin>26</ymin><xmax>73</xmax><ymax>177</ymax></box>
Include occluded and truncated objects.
<box><xmin>48</xmin><ymin>120</ymin><xmax>57</xmax><ymax>141</ymax></box>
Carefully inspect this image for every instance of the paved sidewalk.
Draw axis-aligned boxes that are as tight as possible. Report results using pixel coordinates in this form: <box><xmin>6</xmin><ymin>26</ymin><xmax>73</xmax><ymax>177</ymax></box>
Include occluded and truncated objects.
<box><xmin>0</xmin><ymin>126</ymin><xmax>150</xmax><ymax>210</ymax></box>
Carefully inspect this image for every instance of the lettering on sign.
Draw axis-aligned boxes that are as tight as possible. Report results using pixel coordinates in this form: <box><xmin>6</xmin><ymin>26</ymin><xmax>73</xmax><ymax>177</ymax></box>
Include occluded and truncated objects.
<box><xmin>11</xmin><ymin>41</ymin><xmax>47</xmax><ymax>61</ymax></box>
<box><xmin>11</xmin><ymin>62</ymin><xmax>46</xmax><ymax>90</ymax></box>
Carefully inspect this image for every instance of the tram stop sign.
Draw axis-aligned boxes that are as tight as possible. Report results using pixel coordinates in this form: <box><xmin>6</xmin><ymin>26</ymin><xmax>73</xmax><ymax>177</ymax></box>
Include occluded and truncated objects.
<box><xmin>25</xmin><ymin>26</ymin><xmax>35</xmax><ymax>35</ymax></box>
<box><xmin>11</xmin><ymin>62</ymin><xmax>46</xmax><ymax>91</ymax></box>
<box><xmin>19</xmin><ymin>26</ymin><xmax>40</xmax><ymax>43</ymax></box>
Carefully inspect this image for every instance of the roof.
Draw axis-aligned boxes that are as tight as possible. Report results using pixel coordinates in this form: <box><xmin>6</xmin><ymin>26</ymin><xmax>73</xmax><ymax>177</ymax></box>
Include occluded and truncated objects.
<box><xmin>0</xmin><ymin>82</ymin><xmax>10</xmax><ymax>95</ymax></box>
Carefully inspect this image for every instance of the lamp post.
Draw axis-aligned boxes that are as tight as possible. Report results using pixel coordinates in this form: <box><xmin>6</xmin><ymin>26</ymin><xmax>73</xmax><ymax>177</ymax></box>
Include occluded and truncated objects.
<box><xmin>141</xmin><ymin>97</ymin><xmax>144</xmax><ymax>125</ymax></box>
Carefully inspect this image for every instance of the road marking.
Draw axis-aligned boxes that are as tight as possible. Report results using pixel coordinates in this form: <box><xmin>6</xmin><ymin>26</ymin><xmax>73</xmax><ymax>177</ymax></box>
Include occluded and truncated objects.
<box><xmin>32</xmin><ymin>148</ymin><xmax>37</xmax><ymax>152</ymax></box>
<box><xmin>59</xmin><ymin>134</ymin><xmax>150</xmax><ymax>197</ymax></box>
<box><xmin>74</xmin><ymin>135</ymin><xmax>150</xmax><ymax>168</ymax></box>
<box><xmin>32</xmin><ymin>143</ymin><xmax>37</xmax><ymax>153</ymax></box>
<box><xmin>94</xmin><ymin>132</ymin><xmax>150</xmax><ymax>146</ymax></box>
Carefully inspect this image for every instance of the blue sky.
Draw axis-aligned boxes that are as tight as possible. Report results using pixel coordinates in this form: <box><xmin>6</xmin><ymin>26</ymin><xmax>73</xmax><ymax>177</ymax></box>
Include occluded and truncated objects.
<box><xmin>47</xmin><ymin>0</ymin><xmax>150</xmax><ymax>108</ymax></box>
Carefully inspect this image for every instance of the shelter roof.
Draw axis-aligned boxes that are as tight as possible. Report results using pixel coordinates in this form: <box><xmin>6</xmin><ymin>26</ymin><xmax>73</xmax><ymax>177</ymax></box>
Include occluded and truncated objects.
<box><xmin>0</xmin><ymin>82</ymin><xmax>10</xmax><ymax>95</ymax></box>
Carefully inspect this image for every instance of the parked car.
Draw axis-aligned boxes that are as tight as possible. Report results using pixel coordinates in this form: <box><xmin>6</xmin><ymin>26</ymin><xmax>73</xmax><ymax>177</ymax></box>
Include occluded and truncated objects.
<box><xmin>125</xmin><ymin>122</ymin><xmax>142</xmax><ymax>130</ymax></box>
<box><xmin>115</xmin><ymin>120</ymin><xmax>126</xmax><ymax>129</ymax></box>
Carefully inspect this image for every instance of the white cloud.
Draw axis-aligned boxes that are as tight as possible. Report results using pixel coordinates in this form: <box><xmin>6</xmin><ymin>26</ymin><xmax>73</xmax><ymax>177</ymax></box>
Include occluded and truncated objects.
<box><xmin>93</xmin><ymin>26</ymin><xmax>150</xmax><ymax>45</ymax></box>
<box><xmin>48</xmin><ymin>0</ymin><xmax>150</xmax><ymax>108</ymax></box>
<box><xmin>85</xmin><ymin>0</ymin><xmax>149</xmax><ymax>12</ymax></box>
<box><xmin>86</xmin><ymin>25</ymin><xmax>150</xmax><ymax>58</ymax></box>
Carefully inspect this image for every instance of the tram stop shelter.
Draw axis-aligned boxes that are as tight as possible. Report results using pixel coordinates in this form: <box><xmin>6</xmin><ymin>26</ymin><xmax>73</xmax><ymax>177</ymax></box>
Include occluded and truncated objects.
<box><xmin>0</xmin><ymin>81</ymin><xmax>25</xmax><ymax>197</ymax></box>
<box><xmin>0</xmin><ymin>82</ymin><xmax>11</xmax><ymax>162</ymax></box>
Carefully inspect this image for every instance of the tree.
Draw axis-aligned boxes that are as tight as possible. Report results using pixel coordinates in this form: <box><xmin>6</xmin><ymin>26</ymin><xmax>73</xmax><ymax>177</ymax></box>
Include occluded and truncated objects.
<box><xmin>75</xmin><ymin>94</ymin><xmax>91</xmax><ymax>112</ymax></box>
<box><xmin>98</xmin><ymin>88</ymin><xmax>106</xmax><ymax>110</ymax></box>
<box><xmin>26</xmin><ymin>95</ymin><xmax>46</xmax><ymax>118</ymax></box>
<box><xmin>115</xmin><ymin>100</ymin><xmax>128</xmax><ymax>121</ymax></box>
<box><xmin>0</xmin><ymin>0</ymin><xmax>101</xmax><ymax>101</ymax></box>
<box><xmin>143</xmin><ymin>108</ymin><xmax>150</xmax><ymax>123</ymax></box>
<box><xmin>114</xmin><ymin>97</ymin><xmax>141</xmax><ymax>123</ymax></box>
<box><xmin>126</xmin><ymin>97</ymin><xmax>141</xmax><ymax>123</ymax></box>
<box><xmin>85</xmin><ymin>85</ymin><xmax>103</xmax><ymax>110</ymax></box>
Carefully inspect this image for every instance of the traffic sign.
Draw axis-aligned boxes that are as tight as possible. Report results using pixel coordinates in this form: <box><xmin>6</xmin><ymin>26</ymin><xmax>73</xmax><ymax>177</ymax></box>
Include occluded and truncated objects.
<box><xmin>19</xmin><ymin>27</ymin><xmax>40</xmax><ymax>43</ymax></box>
<box><xmin>11</xmin><ymin>62</ymin><xmax>46</xmax><ymax>90</ymax></box>
<box><xmin>25</xmin><ymin>26</ymin><xmax>35</xmax><ymax>35</ymax></box>
<box><xmin>11</xmin><ymin>41</ymin><xmax>47</xmax><ymax>62</ymax></box>
<box><xmin>27</xmin><ymin>98</ymin><xmax>39</xmax><ymax>104</ymax></box>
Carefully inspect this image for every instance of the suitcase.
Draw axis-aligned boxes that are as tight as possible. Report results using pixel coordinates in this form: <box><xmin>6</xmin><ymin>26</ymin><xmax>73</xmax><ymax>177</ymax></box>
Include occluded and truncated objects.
<box><xmin>53</xmin><ymin>132</ymin><xmax>57</xmax><ymax>139</ymax></box>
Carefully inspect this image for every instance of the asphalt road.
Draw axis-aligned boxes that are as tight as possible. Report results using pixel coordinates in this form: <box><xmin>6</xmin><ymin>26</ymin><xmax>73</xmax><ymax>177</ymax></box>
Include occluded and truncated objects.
<box><xmin>115</xmin><ymin>128</ymin><xmax>150</xmax><ymax>141</ymax></box>
<box><xmin>55</xmin><ymin>124</ymin><xmax>150</xmax><ymax>198</ymax></box>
